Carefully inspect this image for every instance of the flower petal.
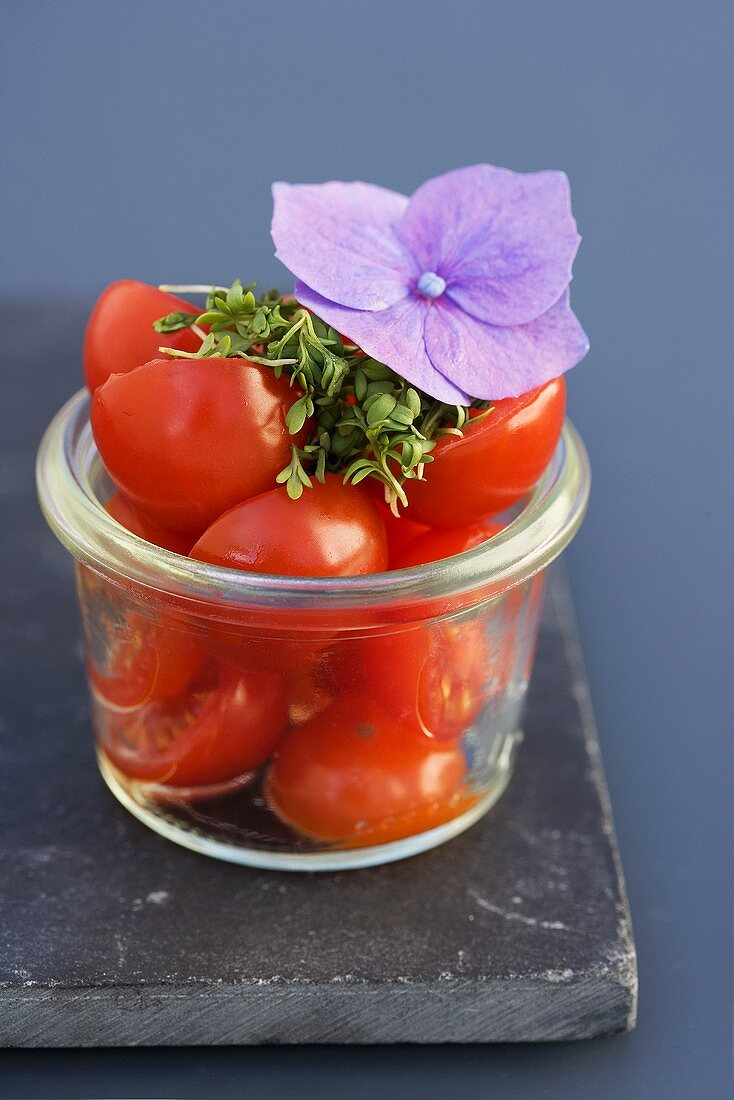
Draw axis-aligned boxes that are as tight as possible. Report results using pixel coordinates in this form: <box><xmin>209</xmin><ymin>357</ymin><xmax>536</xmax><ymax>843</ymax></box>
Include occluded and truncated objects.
<box><xmin>398</xmin><ymin>165</ymin><xmax>580</xmax><ymax>326</ymax></box>
<box><xmin>272</xmin><ymin>181</ymin><xmax>417</xmax><ymax>311</ymax></box>
<box><xmin>295</xmin><ymin>282</ymin><xmax>470</xmax><ymax>404</ymax></box>
<box><xmin>424</xmin><ymin>291</ymin><xmax>590</xmax><ymax>400</ymax></box>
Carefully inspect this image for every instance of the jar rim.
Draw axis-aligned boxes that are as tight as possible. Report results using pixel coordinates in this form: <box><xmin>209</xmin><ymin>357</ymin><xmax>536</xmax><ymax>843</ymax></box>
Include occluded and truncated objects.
<box><xmin>36</xmin><ymin>388</ymin><xmax>590</xmax><ymax>611</ymax></box>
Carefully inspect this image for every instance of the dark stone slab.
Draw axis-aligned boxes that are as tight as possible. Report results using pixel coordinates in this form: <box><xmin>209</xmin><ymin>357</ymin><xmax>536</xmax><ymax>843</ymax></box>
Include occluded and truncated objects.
<box><xmin>0</xmin><ymin>307</ymin><xmax>636</xmax><ymax>1045</ymax></box>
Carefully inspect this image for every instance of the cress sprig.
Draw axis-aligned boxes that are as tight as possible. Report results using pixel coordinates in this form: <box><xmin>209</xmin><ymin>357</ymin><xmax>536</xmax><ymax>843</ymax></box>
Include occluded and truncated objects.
<box><xmin>154</xmin><ymin>280</ymin><xmax>488</xmax><ymax>511</ymax></box>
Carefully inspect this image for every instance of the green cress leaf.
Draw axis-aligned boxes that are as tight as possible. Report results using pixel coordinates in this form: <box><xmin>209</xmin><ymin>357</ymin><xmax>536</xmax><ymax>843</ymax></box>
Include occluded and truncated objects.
<box><xmin>153</xmin><ymin>311</ymin><xmax>201</xmax><ymax>334</ymax></box>
<box><xmin>153</xmin><ymin>278</ymin><xmax>490</xmax><ymax>507</ymax></box>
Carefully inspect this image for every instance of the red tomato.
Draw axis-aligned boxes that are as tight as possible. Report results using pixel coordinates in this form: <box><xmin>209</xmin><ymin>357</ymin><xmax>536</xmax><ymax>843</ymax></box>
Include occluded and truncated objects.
<box><xmin>286</xmin><ymin>666</ymin><xmax>334</xmax><ymax>726</ymax></box>
<box><xmin>195</xmin><ymin>620</ymin><xmax>332</xmax><ymax>679</ymax></box>
<box><xmin>190</xmin><ymin>474</ymin><xmax>388</xmax><ymax>576</ymax></box>
<box><xmin>88</xmin><ymin>609</ymin><xmax>204</xmax><ymax>710</ymax></box>
<box><xmin>101</xmin><ymin>667</ymin><xmax>288</xmax><ymax>787</ymax></box>
<box><xmin>373</xmin><ymin>501</ymin><xmax>431</xmax><ymax>567</ymax></box>
<box><xmin>404</xmin><ymin>378</ymin><xmax>566</xmax><ymax>527</ymax></box>
<box><xmin>84</xmin><ymin>280</ymin><xmax>202</xmax><ymax>392</ymax></box>
<box><xmin>265</xmin><ymin>692</ymin><xmax>467</xmax><ymax>844</ymax></box>
<box><xmin>92</xmin><ymin>357</ymin><xmax>307</xmax><ymax>531</ymax></box>
<box><xmin>329</xmin><ymin>618</ymin><xmax>493</xmax><ymax>743</ymax></box>
<box><xmin>106</xmin><ymin>492</ymin><xmax>199</xmax><ymax>556</ymax></box>
<box><xmin>392</xmin><ymin>519</ymin><xmax>505</xmax><ymax>569</ymax></box>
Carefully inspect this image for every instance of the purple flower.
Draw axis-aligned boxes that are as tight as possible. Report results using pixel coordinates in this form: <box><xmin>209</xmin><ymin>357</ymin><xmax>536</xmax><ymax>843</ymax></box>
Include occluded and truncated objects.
<box><xmin>271</xmin><ymin>165</ymin><xmax>589</xmax><ymax>404</ymax></box>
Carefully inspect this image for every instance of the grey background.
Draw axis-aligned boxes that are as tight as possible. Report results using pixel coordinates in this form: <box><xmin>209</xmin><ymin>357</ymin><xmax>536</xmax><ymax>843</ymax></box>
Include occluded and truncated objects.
<box><xmin>1</xmin><ymin>0</ymin><xmax>731</xmax><ymax>1097</ymax></box>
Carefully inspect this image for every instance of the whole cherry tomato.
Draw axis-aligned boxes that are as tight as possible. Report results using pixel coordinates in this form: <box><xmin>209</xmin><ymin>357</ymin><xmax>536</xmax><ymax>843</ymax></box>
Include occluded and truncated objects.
<box><xmin>403</xmin><ymin>378</ymin><xmax>566</xmax><ymax>528</ymax></box>
<box><xmin>84</xmin><ymin>280</ymin><xmax>202</xmax><ymax>392</ymax></box>
<box><xmin>265</xmin><ymin>692</ymin><xmax>467</xmax><ymax>844</ymax></box>
<box><xmin>100</xmin><ymin>666</ymin><xmax>288</xmax><ymax>788</ymax></box>
<box><xmin>392</xmin><ymin>518</ymin><xmax>505</xmax><ymax>570</ymax></box>
<box><xmin>92</xmin><ymin>357</ymin><xmax>307</xmax><ymax>531</ymax></box>
<box><xmin>190</xmin><ymin>475</ymin><xmax>388</xmax><ymax>576</ymax></box>
<box><xmin>106</xmin><ymin>492</ymin><xmax>200</xmax><ymax>556</ymax></box>
<box><xmin>373</xmin><ymin>501</ymin><xmax>431</xmax><ymax>567</ymax></box>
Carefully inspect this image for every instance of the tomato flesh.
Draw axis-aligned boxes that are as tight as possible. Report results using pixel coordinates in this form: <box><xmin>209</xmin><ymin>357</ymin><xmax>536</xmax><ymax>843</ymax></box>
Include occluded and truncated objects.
<box><xmin>266</xmin><ymin>692</ymin><xmax>467</xmax><ymax>844</ymax></box>
<box><xmin>84</xmin><ymin>280</ymin><xmax>201</xmax><ymax>393</ymax></box>
<box><xmin>102</xmin><ymin>667</ymin><xmax>288</xmax><ymax>788</ymax></box>
<box><xmin>329</xmin><ymin>617</ymin><xmax>493</xmax><ymax>743</ymax></box>
<box><xmin>87</xmin><ymin>609</ymin><xmax>204</xmax><ymax>710</ymax></box>
<box><xmin>403</xmin><ymin>378</ymin><xmax>566</xmax><ymax>527</ymax></box>
<box><xmin>92</xmin><ymin>357</ymin><xmax>307</xmax><ymax>532</ymax></box>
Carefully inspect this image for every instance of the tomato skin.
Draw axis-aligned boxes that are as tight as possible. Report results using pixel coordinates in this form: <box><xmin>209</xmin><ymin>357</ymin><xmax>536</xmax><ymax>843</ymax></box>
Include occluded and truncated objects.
<box><xmin>92</xmin><ymin>357</ymin><xmax>306</xmax><ymax>532</ymax></box>
<box><xmin>404</xmin><ymin>378</ymin><xmax>566</xmax><ymax>528</ymax></box>
<box><xmin>190</xmin><ymin>475</ymin><xmax>388</xmax><ymax>577</ymax></box>
<box><xmin>84</xmin><ymin>280</ymin><xmax>201</xmax><ymax>392</ymax></box>
<box><xmin>373</xmin><ymin>501</ymin><xmax>431</xmax><ymax>567</ymax></box>
<box><xmin>265</xmin><ymin>692</ymin><xmax>467</xmax><ymax>844</ymax></box>
<box><xmin>106</xmin><ymin>492</ymin><xmax>199</xmax><ymax>555</ymax></box>
<box><xmin>392</xmin><ymin>519</ymin><xmax>505</xmax><ymax>570</ymax></box>
<box><xmin>189</xmin><ymin>476</ymin><xmax>386</xmax><ymax>676</ymax></box>
<box><xmin>101</xmin><ymin>667</ymin><xmax>288</xmax><ymax>788</ymax></box>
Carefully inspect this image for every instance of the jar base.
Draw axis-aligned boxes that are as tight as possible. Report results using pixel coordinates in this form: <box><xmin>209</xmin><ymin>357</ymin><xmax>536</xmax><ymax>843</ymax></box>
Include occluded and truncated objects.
<box><xmin>96</xmin><ymin>740</ymin><xmax>519</xmax><ymax>871</ymax></box>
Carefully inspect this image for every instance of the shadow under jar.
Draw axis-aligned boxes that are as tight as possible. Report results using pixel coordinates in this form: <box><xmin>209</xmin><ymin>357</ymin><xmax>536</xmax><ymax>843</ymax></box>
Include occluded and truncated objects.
<box><xmin>37</xmin><ymin>389</ymin><xmax>589</xmax><ymax>871</ymax></box>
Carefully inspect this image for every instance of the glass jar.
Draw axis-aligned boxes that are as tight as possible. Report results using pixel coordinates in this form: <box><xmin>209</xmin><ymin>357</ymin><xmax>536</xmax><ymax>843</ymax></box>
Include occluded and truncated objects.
<box><xmin>36</xmin><ymin>389</ymin><xmax>589</xmax><ymax>871</ymax></box>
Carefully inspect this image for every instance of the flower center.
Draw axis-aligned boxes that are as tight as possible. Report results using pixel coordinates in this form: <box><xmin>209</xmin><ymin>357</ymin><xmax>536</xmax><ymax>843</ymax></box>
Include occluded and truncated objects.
<box><xmin>417</xmin><ymin>271</ymin><xmax>446</xmax><ymax>299</ymax></box>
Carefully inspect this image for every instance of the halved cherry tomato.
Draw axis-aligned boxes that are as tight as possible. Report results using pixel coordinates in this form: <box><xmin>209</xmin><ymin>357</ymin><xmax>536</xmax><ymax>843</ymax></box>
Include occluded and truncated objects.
<box><xmin>190</xmin><ymin>474</ymin><xmax>388</xmax><ymax>576</ymax></box>
<box><xmin>286</xmin><ymin>665</ymin><xmax>333</xmax><ymax>726</ymax></box>
<box><xmin>84</xmin><ymin>280</ymin><xmax>201</xmax><ymax>393</ymax></box>
<box><xmin>101</xmin><ymin>666</ymin><xmax>288</xmax><ymax>787</ymax></box>
<box><xmin>106</xmin><ymin>492</ymin><xmax>200</xmax><ymax>556</ymax></box>
<box><xmin>265</xmin><ymin>692</ymin><xmax>467</xmax><ymax>844</ymax></box>
<box><xmin>392</xmin><ymin>519</ymin><xmax>505</xmax><ymax>570</ymax></box>
<box><xmin>328</xmin><ymin>617</ymin><xmax>493</xmax><ymax>743</ymax></box>
<box><xmin>92</xmin><ymin>357</ymin><xmax>308</xmax><ymax>531</ymax></box>
<box><xmin>87</xmin><ymin>608</ymin><xmax>204</xmax><ymax>710</ymax></box>
<box><xmin>403</xmin><ymin>378</ymin><xmax>566</xmax><ymax>527</ymax></box>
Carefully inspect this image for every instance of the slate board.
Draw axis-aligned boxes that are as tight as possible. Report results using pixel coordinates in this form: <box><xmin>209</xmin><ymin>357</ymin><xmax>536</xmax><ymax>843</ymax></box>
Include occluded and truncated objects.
<box><xmin>0</xmin><ymin>556</ymin><xmax>637</xmax><ymax>1045</ymax></box>
<box><xmin>0</xmin><ymin>307</ymin><xmax>636</xmax><ymax>1045</ymax></box>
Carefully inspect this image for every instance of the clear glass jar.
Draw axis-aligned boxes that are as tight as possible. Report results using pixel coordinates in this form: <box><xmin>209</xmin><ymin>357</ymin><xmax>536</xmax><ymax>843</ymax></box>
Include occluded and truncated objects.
<box><xmin>36</xmin><ymin>389</ymin><xmax>589</xmax><ymax>871</ymax></box>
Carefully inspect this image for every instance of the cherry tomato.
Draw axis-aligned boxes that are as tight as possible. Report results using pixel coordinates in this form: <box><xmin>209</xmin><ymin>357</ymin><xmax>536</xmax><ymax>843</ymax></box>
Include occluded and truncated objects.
<box><xmin>101</xmin><ymin>667</ymin><xmax>288</xmax><ymax>788</ymax></box>
<box><xmin>265</xmin><ymin>692</ymin><xmax>467</xmax><ymax>844</ymax></box>
<box><xmin>92</xmin><ymin>357</ymin><xmax>308</xmax><ymax>531</ymax></box>
<box><xmin>373</xmin><ymin>501</ymin><xmax>431</xmax><ymax>567</ymax></box>
<box><xmin>194</xmin><ymin>619</ymin><xmax>332</xmax><ymax>680</ymax></box>
<box><xmin>190</xmin><ymin>474</ymin><xmax>388</xmax><ymax>576</ymax></box>
<box><xmin>403</xmin><ymin>378</ymin><xmax>566</xmax><ymax>528</ymax></box>
<box><xmin>392</xmin><ymin>519</ymin><xmax>505</xmax><ymax>569</ymax></box>
<box><xmin>87</xmin><ymin>607</ymin><xmax>204</xmax><ymax>710</ymax></box>
<box><xmin>84</xmin><ymin>280</ymin><xmax>202</xmax><ymax>393</ymax></box>
<box><xmin>328</xmin><ymin>617</ymin><xmax>492</xmax><ymax>743</ymax></box>
<box><xmin>106</xmin><ymin>492</ymin><xmax>199</xmax><ymax>555</ymax></box>
<box><xmin>286</xmin><ymin>665</ymin><xmax>333</xmax><ymax>726</ymax></box>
